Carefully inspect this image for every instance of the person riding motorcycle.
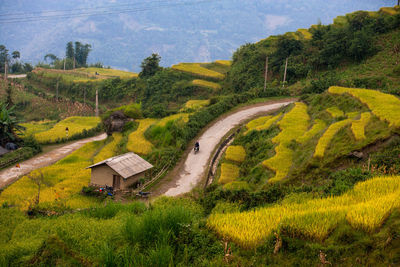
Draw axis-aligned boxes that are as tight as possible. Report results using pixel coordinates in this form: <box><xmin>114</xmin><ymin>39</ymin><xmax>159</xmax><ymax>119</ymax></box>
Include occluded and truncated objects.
<box><xmin>194</xmin><ymin>141</ymin><xmax>200</xmax><ymax>152</ymax></box>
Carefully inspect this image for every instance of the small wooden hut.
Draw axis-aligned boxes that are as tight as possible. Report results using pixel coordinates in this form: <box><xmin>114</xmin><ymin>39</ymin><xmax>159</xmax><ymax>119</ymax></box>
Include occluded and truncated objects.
<box><xmin>87</xmin><ymin>152</ymin><xmax>153</xmax><ymax>190</ymax></box>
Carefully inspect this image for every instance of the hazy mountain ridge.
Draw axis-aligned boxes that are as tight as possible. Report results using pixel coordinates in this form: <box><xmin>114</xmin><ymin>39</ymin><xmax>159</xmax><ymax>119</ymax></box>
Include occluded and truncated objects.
<box><xmin>0</xmin><ymin>0</ymin><xmax>394</xmax><ymax>71</ymax></box>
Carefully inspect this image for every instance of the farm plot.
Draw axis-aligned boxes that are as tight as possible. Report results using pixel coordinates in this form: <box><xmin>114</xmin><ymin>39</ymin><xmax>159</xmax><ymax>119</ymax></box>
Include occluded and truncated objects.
<box><xmin>172</xmin><ymin>63</ymin><xmax>225</xmax><ymax>81</ymax></box>
<box><xmin>127</xmin><ymin>119</ymin><xmax>157</xmax><ymax>155</ymax></box>
<box><xmin>329</xmin><ymin>86</ymin><xmax>400</xmax><ymax>127</ymax></box>
<box><xmin>208</xmin><ymin>175</ymin><xmax>400</xmax><ymax>248</ymax></box>
<box><xmin>34</xmin><ymin>116</ymin><xmax>101</xmax><ymax>144</ymax></box>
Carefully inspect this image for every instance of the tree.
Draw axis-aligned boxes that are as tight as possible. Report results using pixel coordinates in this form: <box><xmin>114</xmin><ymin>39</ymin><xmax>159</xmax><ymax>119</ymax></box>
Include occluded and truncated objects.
<box><xmin>44</xmin><ymin>53</ymin><xmax>58</xmax><ymax>64</ymax></box>
<box><xmin>66</xmin><ymin>42</ymin><xmax>74</xmax><ymax>59</ymax></box>
<box><xmin>11</xmin><ymin>51</ymin><xmax>20</xmax><ymax>60</ymax></box>
<box><xmin>0</xmin><ymin>103</ymin><xmax>24</xmax><ymax>146</ymax></box>
<box><xmin>27</xmin><ymin>170</ymin><xmax>49</xmax><ymax>206</ymax></box>
<box><xmin>0</xmin><ymin>45</ymin><xmax>9</xmax><ymax>73</ymax></box>
<box><xmin>139</xmin><ymin>53</ymin><xmax>162</xmax><ymax>78</ymax></box>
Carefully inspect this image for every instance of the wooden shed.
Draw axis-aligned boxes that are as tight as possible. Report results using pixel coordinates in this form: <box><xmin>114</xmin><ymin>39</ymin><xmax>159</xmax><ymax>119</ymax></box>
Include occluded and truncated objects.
<box><xmin>87</xmin><ymin>152</ymin><xmax>153</xmax><ymax>190</ymax></box>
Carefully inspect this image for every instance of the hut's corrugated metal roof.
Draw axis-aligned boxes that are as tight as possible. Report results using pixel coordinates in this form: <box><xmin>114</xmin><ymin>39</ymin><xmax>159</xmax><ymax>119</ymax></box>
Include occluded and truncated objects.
<box><xmin>87</xmin><ymin>152</ymin><xmax>153</xmax><ymax>178</ymax></box>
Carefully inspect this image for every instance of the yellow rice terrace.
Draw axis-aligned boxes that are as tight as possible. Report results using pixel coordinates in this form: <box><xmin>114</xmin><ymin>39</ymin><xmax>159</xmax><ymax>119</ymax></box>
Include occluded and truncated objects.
<box><xmin>34</xmin><ymin>116</ymin><xmax>101</xmax><ymax>144</ymax></box>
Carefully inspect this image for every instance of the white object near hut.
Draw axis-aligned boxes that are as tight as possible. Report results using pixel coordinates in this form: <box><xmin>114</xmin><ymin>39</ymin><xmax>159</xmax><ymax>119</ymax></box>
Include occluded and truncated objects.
<box><xmin>87</xmin><ymin>152</ymin><xmax>153</xmax><ymax>190</ymax></box>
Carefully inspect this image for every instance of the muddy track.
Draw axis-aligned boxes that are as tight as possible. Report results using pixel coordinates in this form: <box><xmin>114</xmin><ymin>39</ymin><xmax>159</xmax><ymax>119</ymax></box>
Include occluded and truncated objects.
<box><xmin>152</xmin><ymin>99</ymin><xmax>296</xmax><ymax>197</ymax></box>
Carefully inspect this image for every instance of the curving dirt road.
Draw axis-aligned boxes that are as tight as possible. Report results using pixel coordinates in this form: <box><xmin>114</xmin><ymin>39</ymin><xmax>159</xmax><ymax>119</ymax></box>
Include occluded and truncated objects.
<box><xmin>0</xmin><ymin>133</ymin><xmax>107</xmax><ymax>188</ymax></box>
<box><xmin>162</xmin><ymin>99</ymin><xmax>294</xmax><ymax>197</ymax></box>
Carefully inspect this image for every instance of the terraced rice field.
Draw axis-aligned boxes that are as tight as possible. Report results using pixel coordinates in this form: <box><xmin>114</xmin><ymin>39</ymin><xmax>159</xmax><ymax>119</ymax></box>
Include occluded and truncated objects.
<box><xmin>0</xmin><ymin>141</ymin><xmax>104</xmax><ymax>210</ymax></box>
<box><xmin>351</xmin><ymin>112</ymin><xmax>372</xmax><ymax>140</ymax></box>
<box><xmin>34</xmin><ymin>116</ymin><xmax>101</xmax><ymax>144</ymax></box>
<box><xmin>127</xmin><ymin>119</ymin><xmax>157</xmax><ymax>155</ymax></box>
<box><xmin>326</xmin><ymin>106</ymin><xmax>345</xmax><ymax>118</ymax></box>
<box><xmin>76</xmin><ymin>67</ymin><xmax>138</xmax><ymax>79</ymax></box>
<box><xmin>262</xmin><ymin>103</ymin><xmax>310</xmax><ymax>182</ymax></box>
<box><xmin>156</xmin><ymin>113</ymin><xmax>189</xmax><ymax>127</ymax></box>
<box><xmin>181</xmin><ymin>100</ymin><xmax>210</xmax><ymax>111</ymax></box>
<box><xmin>245</xmin><ymin>114</ymin><xmax>282</xmax><ymax>135</ymax></box>
<box><xmin>171</xmin><ymin>63</ymin><xmax>225</xmax><ymax>80</ymax></box>
<box><xmin>297</xmin><ymin>28</ymin><xmax>312</xmax><ymax>40</ymax></box>
<box><xmin>214</xmin><ymin>60</ymin><xmax>232</xmax><ymax>67</ymax></box>
<box><xmin>208</xmin><ymin>175</ymin><xmax>400</xmax><ymax>248</ymax></box>
<box><xmin>20</xmin><ymin>120</ymin><xmax>56</xmax><ymax>137</ymax></box>
<box><xmin>192</xmin><ymin>79</ymin><xmax>221</xmax><ymax>90</ymax></box>
<box><xmin>93</xmin><ymin>132</ymin><xmax>123</xmax><ymax>163</ymax></box>
<box><xmin>218</xmin><ymin>163</ymin><xmax>240</xmax><ymax>185</ymax></box>
<box><xmin>314</xmin><ymin>119</ymin><xmax>353</xmax><ymax>158</ymax></box>
<box><xmin>225</xmin><ymin>145</ymin><xmax>246</xmax><ymax>163</ymax></box>
<box><xmin>329</xmin><ymin>86</ymin><xmax>400</xmax><ymax>127</ymax></box>
<box><xmin>297</xmin><ymin>119</ymin><xmax>326</xmax><ymax>144</ymax></box>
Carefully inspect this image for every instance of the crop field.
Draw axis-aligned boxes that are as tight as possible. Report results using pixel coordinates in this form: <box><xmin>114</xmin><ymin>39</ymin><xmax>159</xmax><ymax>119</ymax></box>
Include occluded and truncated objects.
<box><xmin>297</xmin><ymin>28</ymin><xmax>312</xmax><ymax>40</ymax></box>
<box><xmin>20</xmin><ymin>120</ymin><xmax>57</xmax><ymax>137</ymax></box>
<box><xmin>380</xmin><ymin>6</ymin><xmax>399</xmax><ymax>15</ymax></box>
<box><xmin>214</xmin><ymin>60</ymin><xmax>232</xmax><ymax>67</ymax></box>
<box><xmin>181</xmin><ymin>99</ymin><xmax>210</xmax><ymax>111</ymax></box>
<box><xmin>218</xmin><ymin>163</ymin><xmax>240</xmax><ymax>185</ymax></box>
<box><xmin>191</xmin><ymin>79</ymin><xmax>221</xmax><ymax>90</ymax></box>
<box><xmin>156</xmin><ymin>113</ymin><xmax>189</xmax><ymax>127</ymax></box>
<box><xmin>208</xmin><ymin>175</ymin><xmax>400</xmax><ymax>248</ymax></box>
<box><xmin>127</xmin><ymin>119</ymin><xmax>157</xmax><ymax>155</ymax></box>
<box><xmin>171</xmin><ymin>63</ymin><xmax>225</xmax><ymax>80</ymax></box>
<box><xmin>329</xmin><ymin>86</ymin><xmax>400</xmax><ymax>127</ymax></box>
<box><xmin>93</xmin><ymin>132</ymin><xmax>123</xmax><ymax>163</ymax></box>
<box><xmin>34</xmin><ymin>116</ymin><xmax>101</xmax><ymax>144</ymax></box>
<box><xmin>0</xmin><ymin>141</ymin><xmax>104</xmax><ymax>210</ymax></box>
<box><xmin>76</xmin><ymin>67</ymin><xmax>138</xmax><ymax>79</ymax></box>
<box><xmin>297</xmin><ymin>119</ymin><xmax>326</xmax><ymax>144</ymax></box>
<box><xmin>351</xmin><ymin>112</ymin><xmax>372</xmax><ymax>140</ymax></box>
<box><xmin>326</xmin><ymin>106</ymin><xmax>344</xmax><ymax>118</ymax></box>
<box><xmin>223</xmin><ymin>181</ymin><xmax>250</xmax><ymax>191</ymax></box>
<box><xmin>245</xmin><ymin>114</ymin><xmax>282</xmax><ymax>135</ymax></box>
<box><xmin>263</xmin><ymin>103</ymin><xmax>310</xmax><ymax>182</ymax></box>
<box><xmin>314</xmin><ymin>119</ymin><xmax>353</xmax><ymax>158</ymax></box>
<box><xmin>225</xmin><ymin>145</ymin><xmax>246</xmax><ymax>163</ymax></box>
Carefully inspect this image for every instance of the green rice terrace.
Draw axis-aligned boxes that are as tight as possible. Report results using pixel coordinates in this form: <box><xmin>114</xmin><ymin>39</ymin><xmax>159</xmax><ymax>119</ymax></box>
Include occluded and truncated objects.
<box><xmin>1</xmin><ymin>5</ymin><xmax>400</xmax><ymax>266</ymax></box>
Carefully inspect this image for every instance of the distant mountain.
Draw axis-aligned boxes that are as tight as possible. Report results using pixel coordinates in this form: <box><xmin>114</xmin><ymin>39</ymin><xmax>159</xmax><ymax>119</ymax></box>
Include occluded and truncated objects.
<box><xmin>0</xmin><ymin>0</ymin><xmax>394</xmax><ymax>71</ymax></box>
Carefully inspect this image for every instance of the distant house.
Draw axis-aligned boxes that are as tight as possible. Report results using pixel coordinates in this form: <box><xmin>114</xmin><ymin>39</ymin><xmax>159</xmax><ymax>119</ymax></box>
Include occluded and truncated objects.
<box><xmin>87</xmin><ymin>152</ymin><xmax>153</xmax><ymax>190</ymax></box>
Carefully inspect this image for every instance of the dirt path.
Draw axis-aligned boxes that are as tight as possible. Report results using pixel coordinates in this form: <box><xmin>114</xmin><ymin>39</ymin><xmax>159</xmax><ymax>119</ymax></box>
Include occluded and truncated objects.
<box><xmin>159</xmin><ymin>99</ymin><xmax>295</xmax><ymax>197</ymax></box>
<box><xmin>0</xmin><ymin>133</ymin><xmax>107</xmax><ymax>188</ymax></box>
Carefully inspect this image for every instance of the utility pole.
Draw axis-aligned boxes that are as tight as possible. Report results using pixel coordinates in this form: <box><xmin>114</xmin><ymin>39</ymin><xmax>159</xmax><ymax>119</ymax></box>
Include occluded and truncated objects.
<box><xmin>63</xmin><ymin>58</ymin><xmax>66</xmax><ymax>70</ymax></box>
<box><xmin>282</xmin><ymin>57</ymin><xmax>288</xmax><ymax>88</ymax></box>
<box><xmin>263</xmin><ymin>56</ymin><xmax>269</xmax><ymax>92</ymax></box>
<box><xmin>95</xmin><ymin>89</ymin><xmax>99</xmax><ymax>116</ymax></box>
<box><xmin>73</xmin><ymin>57</ymin><xmax>76</xmax><ymax>69</ymax></box>
<box><xmin>56</xmin><ymin>76</ymin><xmax>60</xmax><ymax>100</ymax></box>
<box><xmin>83</xmin><ymin>88</ymin><xmax>86</xmax><ymax>105</ymax></box>
<box><xmin>4</xmin><ymin>60</ymin><xmax>7</xmax><ymax>80</ymax></box>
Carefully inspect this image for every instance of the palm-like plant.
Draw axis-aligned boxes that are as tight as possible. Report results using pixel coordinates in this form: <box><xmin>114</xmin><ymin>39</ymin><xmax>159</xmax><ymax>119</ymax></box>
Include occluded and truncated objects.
<box><xmin>0</xmin><ymin>103</ymin><xmax>25</xmax><ymax>146</ymax></box>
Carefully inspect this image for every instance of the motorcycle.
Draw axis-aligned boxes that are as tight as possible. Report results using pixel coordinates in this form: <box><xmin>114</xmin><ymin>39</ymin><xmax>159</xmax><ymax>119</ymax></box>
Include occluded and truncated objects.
<box><xmin>194</xmin><ymin>145</ymin><xmax>199</xmax><ymax>154</ymax></box>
